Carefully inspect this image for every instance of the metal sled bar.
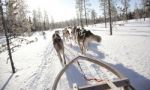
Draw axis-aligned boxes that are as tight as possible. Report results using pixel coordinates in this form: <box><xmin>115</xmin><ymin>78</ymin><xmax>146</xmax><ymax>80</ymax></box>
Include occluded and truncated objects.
<box><xmin>52</xmin><ymin>56</ymin><xmax>131</xmax><ymax>90</ymax></box>
<box><xmin>79</xmin><ymin>78</ymin><xmax>129</xmax><ymax>90</ymax></box>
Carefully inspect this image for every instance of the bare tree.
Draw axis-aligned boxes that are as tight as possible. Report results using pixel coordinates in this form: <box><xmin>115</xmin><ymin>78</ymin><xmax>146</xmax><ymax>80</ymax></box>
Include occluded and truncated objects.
<box><xmin>141</xmin><ymin>0</ymin><xmax>146</xmax><ymax>20</ymax></box>
<box><xmin>43</xmin><ymin>10</ymin><xmax>50</xmax><ymax>30</ymax></box>
<box><xmin>0</xmin><ymin>10</ymin><xmax>2</xmax><ymax>33</ymax></box>
<box><xmin>121</xmin><ymin>0</ymin><xmax>130</xmax><ymax>21</ymax></box>
<box><xmin>0</xmin><ymin>0</ymin><xmax>15</xmax><ymax>73</ymax></box>
<box><xmin>108</xmin><ymin>0</ymin><xmax>112</xmax><ymax>35</ymax></box>
<box><xmin>142</xmin><ymin>0</ymin><xmax>150</xmax><ymax>19</ymax></box>
<box><xmin>6</xmin><ymin>0</ymin><xmax>18</xmax><ymax>35</ymax></box>
<box><xmin>50</xmin><ymin>16</ymin><xmax>55</xmax><ymax>30</ymax></box>
<box><xmin>110</xmin><ymin>0</ymin><xmax>118</xmax><ymax>23</ymax></box>
<box><xmin>32</xmin><ymin>10</ymin><xmax>38</xmax><ymax>31</ymax></box>
<box><xmin>31</xmin><ymin>9</ymin><xmax>50</xmax><ymax>31</ymax></box>
<box><xmin>32</xmin><ymin>9</ymin><xmax>43</xmax><ymax>31</ymax></box>
<box><xmin>91</xmin><ymin>9</ymin><xmax>97</xmax><ymax>24</ymax></box>
<box><xmin>83</xmin><ymin>0</ymin><xmax>91</xmax><ymax>26</ymax></box>
<box><xmin>37</xmin><ymin>8</ymin><xmax>43</xmax><ymax>30</ymax></box>
<box><xmin>16</xmin><ymin>0</ymin><xmax>31</xmax><ymax>34</ymax></box>
<box><xmin>2</xmin><ymin>0</ymin><xmax>30</xmax><ymax>36</ymax></box>
<box><xmin>134</xmin><ymin>3</ymin><xmax>140</xmax><ymax>20</ymax></box>
<box><xmin>99</xmin><ymin>0</ymin><xmax>108</xmax><ymax>28</ymax></box>
<box><xmin>75</xmin><ymin>0</ymin><xmax>84</xmax><ymax>27</ymax></box>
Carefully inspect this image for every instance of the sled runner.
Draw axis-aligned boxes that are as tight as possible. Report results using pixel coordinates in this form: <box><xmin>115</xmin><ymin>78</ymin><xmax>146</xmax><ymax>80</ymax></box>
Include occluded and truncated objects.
<box><xmin>52</xmin><ymin>56</ymin><xmax>135</xmax><ymax>90</ymax></box>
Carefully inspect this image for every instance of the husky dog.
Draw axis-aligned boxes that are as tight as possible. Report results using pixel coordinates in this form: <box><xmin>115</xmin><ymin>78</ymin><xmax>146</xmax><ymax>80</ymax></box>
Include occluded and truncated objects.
<box><xmin>55</xmin><ymin>30</ymin><xmax>60</xmax><ymax>35</ymax></box>
<box><xmin>71</xmin><ymin>26</ymin><xmax>81</xmax><ymax>43</ymax></box>
<box><xmin>52</xmin><ymin>32</ymin><xmax>66</xmax><ymax>66</ymax></box>
<box><xmin>77</xmin><ymin>28</ymin><xmax>101</xmax><ymax>54</ymax></box>
<box><xmin>71</xmin><ymin>26</ymin><xmax>77</xmax><ymax>42</ymax></box>
<box><xmin>62</xmin><ymin>28</ymin><xmax>70</xmax><ymax>42</ymax></box>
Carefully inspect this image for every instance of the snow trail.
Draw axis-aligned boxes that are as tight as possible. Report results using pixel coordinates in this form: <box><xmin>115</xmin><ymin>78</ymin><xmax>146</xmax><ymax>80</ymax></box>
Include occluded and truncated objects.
<box><xmin>1</xmin><ymin>19</ymin><xmax>150</xmax><ymax>90</ymax></box>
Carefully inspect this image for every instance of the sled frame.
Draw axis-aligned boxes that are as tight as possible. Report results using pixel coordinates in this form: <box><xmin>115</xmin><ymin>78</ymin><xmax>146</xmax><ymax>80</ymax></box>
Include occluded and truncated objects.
<box><xmin>52</xmin><ymin>55</ymin><xmax>135</xmax><ymax>90</ymax></box>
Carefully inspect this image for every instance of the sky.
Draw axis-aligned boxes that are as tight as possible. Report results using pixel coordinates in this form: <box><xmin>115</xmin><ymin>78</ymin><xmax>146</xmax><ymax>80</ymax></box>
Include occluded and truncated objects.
<box><xmin>26</xmin><ymin>0</ymin><xmax>76</xmax><ymax>22</ymax></box>
<box><xmin>25</xmin><ymin>0</ymin><xmax>141</xmax><ymax>22</ymax></box>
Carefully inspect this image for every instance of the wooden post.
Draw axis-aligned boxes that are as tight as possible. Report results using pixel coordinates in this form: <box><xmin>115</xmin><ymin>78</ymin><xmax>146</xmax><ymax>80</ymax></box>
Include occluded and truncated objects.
<box><xmin>0</xmin><ymin>0</ymin><xmax>15</xmax><ymax>73</ymax></box>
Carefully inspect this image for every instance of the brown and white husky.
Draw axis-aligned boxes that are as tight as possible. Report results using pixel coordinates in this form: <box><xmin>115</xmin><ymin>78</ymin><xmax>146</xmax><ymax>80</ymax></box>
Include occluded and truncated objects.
<box><xmin>52</xmin><ymin>31</ymin><xmax>66</xmax><ymax>66</ymax></box>
<box><xmin>62</xmin><ymin>28</ymin><xmax>70</xmax><ymax>42</ymax></box>
<box><xmin>77</xmin><ymin>28</ymin><xmax>101</xmax><ymax>54</ymax></box>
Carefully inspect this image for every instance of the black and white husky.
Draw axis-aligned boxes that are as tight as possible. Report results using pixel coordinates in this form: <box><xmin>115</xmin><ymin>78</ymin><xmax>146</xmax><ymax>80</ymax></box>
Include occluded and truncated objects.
<box><xmin>77</xmin><ymin>28</ymin><xmax>101</xmax><ymax>54</ymax></box>
<box><xmin>52</xmin><ymin>31</ymin><xmax>66</xmax><ymax>66</ymax></box>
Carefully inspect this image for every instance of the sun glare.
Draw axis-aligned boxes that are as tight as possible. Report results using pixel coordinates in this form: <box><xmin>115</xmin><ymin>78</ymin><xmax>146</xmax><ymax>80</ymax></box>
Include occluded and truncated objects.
<box><xmin>26</xmin><ymin>0</ymin><xmax>76</xmax><ymax>22</ymax></box>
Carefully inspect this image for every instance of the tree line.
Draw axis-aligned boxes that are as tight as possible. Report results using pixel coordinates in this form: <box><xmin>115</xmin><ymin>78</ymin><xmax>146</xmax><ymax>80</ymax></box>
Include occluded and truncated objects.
<box><xmin>0</xmin><ymin>0</ymin><xmax>50</xmax><ymax>36</ymax></box>
<box><xmin>46</xmin><ymin>0</ymin><xmax>150</xmax><ymax>29</ymax></box>
<box><xmin>0</xmin><ymin>0</ymin><xmax>150</xmax><ymax>35</ymax></box>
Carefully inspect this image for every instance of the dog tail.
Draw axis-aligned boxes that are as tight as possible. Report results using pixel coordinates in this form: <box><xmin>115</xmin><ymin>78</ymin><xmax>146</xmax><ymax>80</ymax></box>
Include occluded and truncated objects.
<box><xmin>94</xmin><ymin>34</ymin><xmax>102</xmax><ymax>43</ymax></box>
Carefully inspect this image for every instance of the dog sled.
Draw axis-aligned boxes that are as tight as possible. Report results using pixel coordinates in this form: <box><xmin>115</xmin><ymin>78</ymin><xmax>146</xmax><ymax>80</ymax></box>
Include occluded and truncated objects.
<box><xmin>52</xmin><ymin>55</ymin><xmax>135</xmax><ymax>90</ymax></box>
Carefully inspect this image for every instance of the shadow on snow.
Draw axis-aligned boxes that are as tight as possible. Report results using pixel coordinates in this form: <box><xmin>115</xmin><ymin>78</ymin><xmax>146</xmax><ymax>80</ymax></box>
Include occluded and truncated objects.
<box><xmin>114</xmin><ymin>63</ymin><xmax>150</xmax><ymax>90</ymax></box>
<box><xmin>67</xmin><ymin>42</ymin><xmax>105</xmax><ymax>60</ymax></box>
<box><xmin>0</xmin><ymin>74</ymin><xmax>13</xmax><ymax>90</ymax></box>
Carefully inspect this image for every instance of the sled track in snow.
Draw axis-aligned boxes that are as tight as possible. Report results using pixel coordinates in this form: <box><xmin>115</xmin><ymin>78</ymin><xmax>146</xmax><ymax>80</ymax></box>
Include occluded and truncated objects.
<box><xmin>22</xmin><ymin>42</ymin><xmax>119</xmax><ymax>90</ymax></box>
<box><xmin>65</xmin><ymin>46</ymin><xmax>81</xmax><ymax>60</ymax></box>
<box><xmin>64</xmin><ymin>44</ymin><xmax>119</xmax><ymax>84</ymax></box>
<box><xmin>22</xmin><ymin>41</ymin><xmax>58</xmax><ymax>90</ymax></box>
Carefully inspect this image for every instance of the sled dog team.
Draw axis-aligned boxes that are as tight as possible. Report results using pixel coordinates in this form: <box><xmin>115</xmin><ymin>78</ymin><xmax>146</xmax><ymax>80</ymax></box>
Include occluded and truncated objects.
<box><xmin>52</xmin><ymin>26</ymin><xmax>101</xmax><ymax>66</ymax></box>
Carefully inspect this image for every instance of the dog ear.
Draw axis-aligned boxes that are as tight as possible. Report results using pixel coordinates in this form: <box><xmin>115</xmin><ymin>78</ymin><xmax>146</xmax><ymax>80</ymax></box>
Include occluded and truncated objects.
<box><xmin>88</xmin><ymin>30</ymin><xmax>92</xmax><ymax>33</ymax></box>
<box><xmin>52</xmin><ymin>33</ymin><xmax>55</xmax><ymax>39</ymax></box>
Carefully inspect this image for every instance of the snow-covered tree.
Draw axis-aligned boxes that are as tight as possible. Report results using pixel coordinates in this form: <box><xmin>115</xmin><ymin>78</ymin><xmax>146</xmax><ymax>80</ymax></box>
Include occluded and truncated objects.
<box><xmin>4</xmin><ymin>0</ymin><xmax>30</xmax><ymax>36</ymax></box>
<box><xmin>15</xmin><ymin>0</ymin><xmax>31</xmax><ymax>35</ymax></box>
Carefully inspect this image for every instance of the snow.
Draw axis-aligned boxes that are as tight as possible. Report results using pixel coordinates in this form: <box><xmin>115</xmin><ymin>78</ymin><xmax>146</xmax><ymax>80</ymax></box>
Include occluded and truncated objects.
<box><xmin>0</xmin><ymin>18</ymin><xmax>150</xmax><ymax>90</ymax></box>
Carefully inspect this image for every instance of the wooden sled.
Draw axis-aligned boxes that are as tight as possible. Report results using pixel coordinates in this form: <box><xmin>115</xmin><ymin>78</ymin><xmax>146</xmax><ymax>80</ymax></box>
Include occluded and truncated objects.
<box><xmin>52</xmin><ymin>56</ymin><xmax>135</xmax><ymax>90</ymax></box>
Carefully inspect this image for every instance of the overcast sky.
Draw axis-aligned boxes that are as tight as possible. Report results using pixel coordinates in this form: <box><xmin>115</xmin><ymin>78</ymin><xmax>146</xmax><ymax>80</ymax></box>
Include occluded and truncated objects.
<box><xmin>25</xmin><ymin>0</ymin><xmax>141</xmax><ymax>22</ymax></box>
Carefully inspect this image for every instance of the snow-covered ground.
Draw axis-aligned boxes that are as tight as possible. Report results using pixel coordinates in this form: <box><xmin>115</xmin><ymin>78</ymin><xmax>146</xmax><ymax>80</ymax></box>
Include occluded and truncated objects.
<box><xmin>0</xmin><ymin>18</ymin><xmax>150</xmax><ymax>90</ymax></box>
